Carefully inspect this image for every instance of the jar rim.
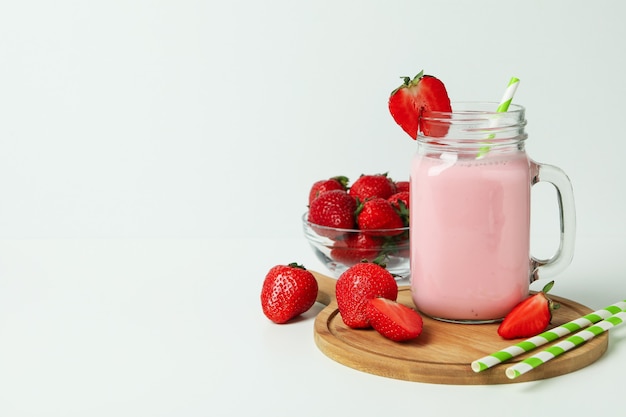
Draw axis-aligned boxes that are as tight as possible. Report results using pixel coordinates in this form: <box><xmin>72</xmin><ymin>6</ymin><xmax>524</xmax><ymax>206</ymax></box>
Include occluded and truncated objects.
<box><xmin>418</xmin><ymin>101</ymin><xmax>527</xmax><ymax>144</ymax></box>
<box><xmin>422</xmin><ymin>101</ymin><xmax>525</xmax><ymax>117</ymax></box>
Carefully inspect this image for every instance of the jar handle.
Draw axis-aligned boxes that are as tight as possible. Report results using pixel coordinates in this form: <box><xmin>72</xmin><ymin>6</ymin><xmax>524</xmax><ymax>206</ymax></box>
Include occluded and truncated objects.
<box><xmin>530</xmin><ymin>161</ymin><xmax>576</xmax><ymax>281</ymax></box>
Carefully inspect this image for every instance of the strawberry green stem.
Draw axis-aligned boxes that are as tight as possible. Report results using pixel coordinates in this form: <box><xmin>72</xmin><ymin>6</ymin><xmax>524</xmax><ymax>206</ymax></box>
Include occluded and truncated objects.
<box><xmin>541</xmin><ymin>280</ymin><xmax>555</xmax><ymax>294</ymax></box>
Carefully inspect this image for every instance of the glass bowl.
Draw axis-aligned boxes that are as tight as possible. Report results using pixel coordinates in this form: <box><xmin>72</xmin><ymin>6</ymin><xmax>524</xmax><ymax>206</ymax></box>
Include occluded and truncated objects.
<box><xmin>302</xmin><ymin>212</ymin><xmax>410</xmax><ymax>280</ymax></box>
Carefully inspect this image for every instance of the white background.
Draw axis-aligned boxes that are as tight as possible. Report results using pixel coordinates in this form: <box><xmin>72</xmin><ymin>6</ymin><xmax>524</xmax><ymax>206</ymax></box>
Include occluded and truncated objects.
<box><xmin>1</xmin><ymin>0</ymin><xmax>625</xmax><ymax>240</ymax></box>
<box><xmin>2</xmin><ymin>3</ymin><xmax>626</xmax><ymax>416</ymax></box>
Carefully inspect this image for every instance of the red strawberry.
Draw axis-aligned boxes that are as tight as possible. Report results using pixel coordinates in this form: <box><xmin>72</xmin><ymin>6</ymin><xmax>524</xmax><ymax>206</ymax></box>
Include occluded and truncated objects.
<box><xmin>388</xmin><ymin>191</ymin><xmax>410</xmax><ymax>227</ymax></box>
<box><xmin>335</xmin><ymin>262</ymin><xmax>398</xmax><ymax>329</ymax></box>
<box><xmin>308</xmin><ymin>175</ymin><xmax>349</xmax><ymax>204</ymax></box>
<box><xmin>356</xmin><ymin>198</ymin><xmax>404</xmax><ymax>235</ymax></box>
<box><xmin>388</xmin><ymin>191</ymin><xmax>409</xmax><ymax>210</ymax></box>
<box><xmin>307</xmin><ymin>189</ymin><xmax>357</xmax><ymax>236</ymax></box>
<box><xmin>394</xmin><ymin>180</ymin><xmax>410</xmax><ymax>193</ymax></box>
<box><xmin>261</xmin><ymin>263</ymin><xmax>319</xmax><ymax>324</ymax></box>
<box><xmin>330</xmin><ymin>232</ymin><xmax>383</xmax><ymax>264</ymax></box>
<box><xmin>366</xmin><ymin>297</ymin><xmax>423</xmax><ymax>342</ymax></box>
<box><xmin>349</xmin><ymin>173</ymin><xmax>397</xmax><ymax>202</ymax></box>
<box><xmin>388</xmin><ymin>70</ymin><xmax>452</xmax><ymax>139</ymax></box>
<box><xmin>497</xmin><ymin>281</ymin><xmax>559</xmax><ymax>339</ymax></box>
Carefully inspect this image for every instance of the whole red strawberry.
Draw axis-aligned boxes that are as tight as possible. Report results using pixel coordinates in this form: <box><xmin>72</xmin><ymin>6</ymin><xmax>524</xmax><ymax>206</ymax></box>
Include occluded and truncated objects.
<box><xmin>497</xmin><ymin>281</ymin><xmax>559</xmax><ymax>339</ymax></box>
<box><xmin>388</xmin><ymin>70</ymin><xmax>452</xmax><ymax>139</ymax></box>
<box><xmin>388</xmin><ymin>191</ymin><xmax>409</xmax><ymax>210</ymax></box>
<box><xmin>349</xmin><ymin>173</ymin><xmax>397</xmax><ymax>202</ymax></box>
<box><xmin>366</xmin><ymin>297</ymin><xmax>423</xmax><ymax>342</ymax></box>
<box><xmin>388</xmin><ymin>191</ymin><xmax>410</xmax><ymax>227</ymax></box>
<box><xmin>261</xmin><ymin>263</ymin><xmax>319</xmax><ymax>324</ymax></box>
<box><xmin>330</xmin><ymin>232</ymin><xmax>383</xmax><ymax>265</ymax></box>
<box><xmin>394</xmin><ymin>180</ymin><xmax>410</xmax><ymax>193</ymax></box>
<box><xmin>356</xmin><ymin>198</ymin><xmax>405</xmax><ymax>235</ymax></box>
<box><xmin>307</xmin><ymin>189</ymin><xmax>357</xmax><ymax>236</ymax></box>
<box><xmin>308</xmin><ymin>175</ymin><xmax>349</xmax><ymax>204</ymax></box>
<box><xmin>335</xmin><ymin>262</ymin><xmax>398</xmax><ymax>329</ymax></box>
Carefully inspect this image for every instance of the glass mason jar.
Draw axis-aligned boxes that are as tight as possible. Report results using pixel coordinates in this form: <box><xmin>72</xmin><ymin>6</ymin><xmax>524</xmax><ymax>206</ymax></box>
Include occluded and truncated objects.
<box><xmin>409</xmin><ymin>102</ymin><xmax>575</xmax><ymax>323</ymax></box>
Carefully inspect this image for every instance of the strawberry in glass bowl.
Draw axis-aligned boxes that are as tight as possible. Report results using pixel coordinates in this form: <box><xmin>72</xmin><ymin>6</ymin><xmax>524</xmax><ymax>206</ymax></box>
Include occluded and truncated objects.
<box><xmin>302</xmin><ymin>174</ymin><xmax>410</xmax><ymax>280</ymax></box>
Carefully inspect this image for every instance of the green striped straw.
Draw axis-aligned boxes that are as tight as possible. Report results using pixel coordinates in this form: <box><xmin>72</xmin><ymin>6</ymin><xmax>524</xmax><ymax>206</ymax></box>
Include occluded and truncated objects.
<box><xmin>471</xmin><ymin>299</ymin><xmax>626</xmax><ymax>372</ymax></box>
<box><xmin>496</xmin><ymin>77</ymin><xmax>520</xmax><ymax>112</ymax></box>
<box><xmin>477</xmin><ymin>77</ymin><xmax>520</xmax><ymax>158</ymax></box>
<box><xmin>505</xmin><ymin>310</ymin><xmax>626</xmax><ymax>379</ymax></box>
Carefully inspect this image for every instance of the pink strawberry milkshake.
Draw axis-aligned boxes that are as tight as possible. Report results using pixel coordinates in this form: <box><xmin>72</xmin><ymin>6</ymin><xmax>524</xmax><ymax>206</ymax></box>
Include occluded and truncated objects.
<box><xmin>410</xmin><ymin>150</ymin><xmax>531</xmax><ymax>322</ymax></box>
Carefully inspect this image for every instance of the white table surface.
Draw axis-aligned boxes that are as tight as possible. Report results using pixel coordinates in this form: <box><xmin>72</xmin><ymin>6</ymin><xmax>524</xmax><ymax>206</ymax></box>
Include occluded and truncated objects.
<box><xmin>1</xmin><ymin>235</ymin><xmax>625</xmax><ymax>416</ymax></box>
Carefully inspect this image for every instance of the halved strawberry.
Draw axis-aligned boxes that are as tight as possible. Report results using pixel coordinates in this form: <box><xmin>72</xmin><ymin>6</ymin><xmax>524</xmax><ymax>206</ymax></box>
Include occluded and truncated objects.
<box><xmin>388</xmin><ymin>70</ymin><xmax>452</xmax><ymax>139</ymax></box>
<box><xmin>366</xmin><ymin>297</ymin><xmax>423</xmax><ymax>342</ymax></box>
<box><xmin>497</xmin><ymin>281</ymin><xmax>560</xmax><ymax>340</ymax></box>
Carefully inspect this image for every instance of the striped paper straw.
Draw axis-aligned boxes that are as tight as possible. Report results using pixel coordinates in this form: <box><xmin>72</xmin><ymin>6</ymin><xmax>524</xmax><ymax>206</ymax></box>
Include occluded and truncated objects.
<box><xmin>477</xmin><ymin>77</ymin><xmax>520</xmax><ymax>157</ymax></box>
<box><xmin>496</xmin><ymin>77</ymin><xmax>520</xmax><ymax>112</ymax></box>
<box><xmin>505</xmin><ymin>310</ymin><xmax>626</xmax><ymax>379</ymax></box>
<box><xmin>471</xmin><ymin>299</ymin><xmax>626</xmax><ymax>372</ymax></box>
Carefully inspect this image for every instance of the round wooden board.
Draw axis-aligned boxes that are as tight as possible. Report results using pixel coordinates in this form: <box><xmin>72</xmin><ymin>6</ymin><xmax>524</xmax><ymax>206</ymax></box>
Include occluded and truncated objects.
<box><xmin>311</xmin><ymin>271</ymin><xmax>609</xmax><ymax>385</ymax></box>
